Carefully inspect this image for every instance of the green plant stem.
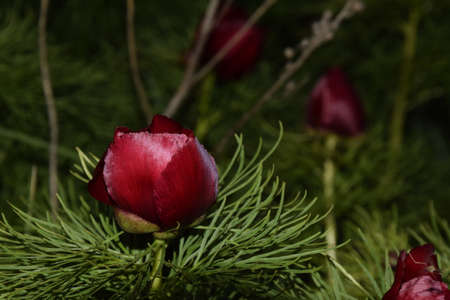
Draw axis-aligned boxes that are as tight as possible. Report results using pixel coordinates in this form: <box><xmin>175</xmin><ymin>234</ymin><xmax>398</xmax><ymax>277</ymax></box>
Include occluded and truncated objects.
<box><xmin>389</xmin><ymin>7</ymin><xmax>420</xmax><ymax>154</ymax></box>
<box><xmin>150</xmin><ymin>238</ymin><xmax>168</xmax><ymax>292</ymax></box>
<box><xmin>25</xmin><ymin>165</ymin><xmax>38</xmax><ymax>233</ymax></box>
<box><xmin>195</xmin><ymin>73</ymin><xmax>216</xmax><ymax>140</ymax></box>
<box><xmin>324</xmin><ymin>135</ymin><xmax>337</xmax><ymax>260</ymax></box>
<box><xmin>0</xmin><ymin>126</ymin><xmax>77</xmax><ymax>160</ymax></box>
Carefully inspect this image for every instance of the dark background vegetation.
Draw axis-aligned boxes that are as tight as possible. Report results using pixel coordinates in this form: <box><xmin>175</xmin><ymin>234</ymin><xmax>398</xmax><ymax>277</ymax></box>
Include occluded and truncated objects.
<box><xmin>0</xmin><ymin>0</ymin><xmax>449</xmax><ymax>251</ymax></box>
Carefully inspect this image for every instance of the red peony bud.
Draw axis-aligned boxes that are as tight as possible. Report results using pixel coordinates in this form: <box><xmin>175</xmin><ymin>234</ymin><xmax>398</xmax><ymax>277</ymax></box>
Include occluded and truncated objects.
<box><xmin>307</xmin><ymin>67</ymin><xmax>365</xmax><ymax>137</ymax></box>
<box><xmin>88</xmin><ymin>115</ymin><xmax>218</xmax><ymax>234</ymax></box>
<box><xmin>202</xmin><ymin>6</ymin><xmax>264</xmax><ymax>80</ymax></box>
<box><xmin>383</xmin><ymin>244</ymin><xmax>450</xmax><ymax>300</ymax></box>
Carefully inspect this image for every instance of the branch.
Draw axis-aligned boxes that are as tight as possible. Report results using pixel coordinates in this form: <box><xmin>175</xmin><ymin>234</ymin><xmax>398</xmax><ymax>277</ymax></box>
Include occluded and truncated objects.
<box><xmin>164</xmin><ymin>0</ymin><xmax>220</xmax><ymax>117</ymax></box>
<box><xmin>126</xmin><ymin>0</ymin><xmax>152</xmax><ymax>122</ymax></box>
<box><xmin>214</xmin><ymin>0</ymin><xmax>364</xmax><ymax>154</ymax></box>
<box><xmin>39</xmin><ymin>0</ymin><xmax>59</xmax><ymax>215</ymax></box>
<box><xmin>164</xmin><ymin>0</ymin><xmax>277</xmax><ymax>117</ymax></box>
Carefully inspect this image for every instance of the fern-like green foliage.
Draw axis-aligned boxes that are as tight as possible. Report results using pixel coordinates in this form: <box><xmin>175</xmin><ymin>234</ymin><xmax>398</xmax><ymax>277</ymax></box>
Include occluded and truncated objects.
<box><xmin>0</xmin><ymin>128</ymin><xmax>334</xmax><ymax>299</ymax></box>
<box><xmin>261</xmin><ymin>122</ymin><xmax>450</xmax><ymax>227</ymax></box>
<box><xmin>330</xmin><ymin>206</ymin><xmax>450</xmax><ymax>300</ymax></box>
<box><xmin>410</xmin><ymin>204</ymin><xmax>450</xmax><ymax>279</ymax></box>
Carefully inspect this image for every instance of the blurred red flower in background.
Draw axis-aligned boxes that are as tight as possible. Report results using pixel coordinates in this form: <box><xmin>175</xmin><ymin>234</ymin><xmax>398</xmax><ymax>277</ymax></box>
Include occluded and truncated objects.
<box><xmin>186</xmin><ymin>5</ymin><xmax>264</xmax><ymax>80</ymax></box>
<box><xmin>88</xmin><ymin>115</ymin><xmax>218</xmax><ymax>233</ymax></box>
<box><xmin>307</xmin><ymin>67</ymin><xmax>365</xmax><ymax>137</ymax></box>
<box><xmin>204</xmin><ymin>6</ymin><xmax>264</xmax><ymax>80</ymax></box>
<box><xmin>383</xmin><ymin>244</ymin><xmax>450</xmax><ymax>300</ymax></box>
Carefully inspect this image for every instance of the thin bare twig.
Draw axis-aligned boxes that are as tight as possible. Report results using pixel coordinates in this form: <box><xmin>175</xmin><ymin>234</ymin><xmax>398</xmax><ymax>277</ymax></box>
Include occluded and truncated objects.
<box><xmin>216</xmin><ymin>0</ymin><xmax>234</xmax><ymax>22</ymax></box>
<box><xmin>164</xmin><ymin>0</ymin><xmax>220</xmax><ymax>117</ymax></box>
<box><xmin>39</xmin><ymin>0</ymin><xmax>59</xmax><ymax>215</ymax></box>
<box><xmin>164</xmin><ymin>0</ymin><xmax>277</xmax><ymax>117</ymax></box>
<box><xmin>214</xmin><ymin>0</ymin><xmax>364</xmax><ymax>154</ymax></box>
<box><xmin>126</xmin><ymin>0</ymin><xmax>152</xmax><ymax>122</ymax></box>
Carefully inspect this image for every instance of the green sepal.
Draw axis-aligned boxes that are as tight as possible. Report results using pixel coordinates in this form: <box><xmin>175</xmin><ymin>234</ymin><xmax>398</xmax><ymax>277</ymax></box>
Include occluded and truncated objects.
<box><xmin>187</xmin><ymin>214</ymin><xmax>205</xmax><ymax>228</ymax></box>
<box><xmin>153</xmin><ymin>231</ymin><xmax>178</xmax><ymax>240</ymax></box>
<box><xmin>114</xmin><ymin>208</ymin><xmax>160</xmax><ymax>234</ymax></box>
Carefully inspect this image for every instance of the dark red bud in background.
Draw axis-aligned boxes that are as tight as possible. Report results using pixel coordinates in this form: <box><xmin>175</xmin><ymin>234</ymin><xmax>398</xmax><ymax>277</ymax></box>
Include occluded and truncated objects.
<box><xmin>88</xmin><ymin>115</ymin><xmax>218</xmax><ymax>233</ymax></box>
<box><xmin>204</xmin><ymin>6</ymin><xmax>264</xmax><ymax>80</ymax></box>
<box><xmin>185</xmin><ymin>5</ymin><xmax>264</xmax><ymax>80</ymax></box>
<box><xmin>383</xmin><ymin>244</ymin><xmax>450</xmax><ymax>300</ymax></box>
<box><xmin>307</xmin><ymin>67</ymin><xmax>365</xmax><ymax>137</ymax></box>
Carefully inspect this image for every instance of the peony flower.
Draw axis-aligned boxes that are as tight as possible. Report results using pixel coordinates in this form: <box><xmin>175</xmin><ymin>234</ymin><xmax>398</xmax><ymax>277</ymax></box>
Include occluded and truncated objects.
<box><xmin>199</xmin><ymin>5</ymin><xmax>264</xmax><ymax>80</ymax></box>
<box><xmin>88</xmin><ymin>115</ymin><xmax>218</xmax><ymax>234</ymax></box>
<box><xmin>307</xmin><ymin>67</ymin><xmax>365</xmax><ymax>137</ymax></box>
<box><xmin>383</xmin><ymin>244</ymin><xmax>450</xmax><ymax>300</ymax></box>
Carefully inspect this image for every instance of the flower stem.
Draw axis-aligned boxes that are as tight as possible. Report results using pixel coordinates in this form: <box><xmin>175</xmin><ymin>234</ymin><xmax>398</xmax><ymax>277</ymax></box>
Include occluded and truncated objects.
<box><xmin>389</xmin><ymin>7</ymin><xmax>420</xmax><ymax>154</ymax></box>
<box><xmin>150</xmin><ymin>238</ymin><xmax>168</xmax><ymax>292</ymax></box>
<box><xmin>323</xmin><ymin>135</ymin><xmax>337</xmax><ymax>260</ymax></box>
<box><xmin>195</xmin><ymin>73</ymin><xmax>217</xmax><ymax>141</ymax></box>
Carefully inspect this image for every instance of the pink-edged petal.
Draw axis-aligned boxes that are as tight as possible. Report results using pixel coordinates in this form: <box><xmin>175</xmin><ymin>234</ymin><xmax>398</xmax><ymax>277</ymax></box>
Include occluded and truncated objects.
<box><xmin>398</xmin><ymin>275</ymin><xmax>450</xmax><ymax>300</ymax></box>
<box><xmin>148</xmin><ymin>114</ymin><xmax>194</xmax><ymax>137</ymax></box>
<box><xmin>383</xmin><ymin>251</ymin><xmax>408</xmax><ymax>300</ymax></box>
<box><xmin>153</xmin><ymin>138</ymin><xmax>218</xmax><ymax>229</ymax></box>
<box><xmin>103</xmin><ymin>131</ymin><xmax>189</xmax><ymax>225</ymax></box>
<box><xmin>87</xmin><ymin>153</ymin><xmax>113</xmax><ymax>205</ymax></box>
<box><xmin>404</xmin><ymin>244</ymin><xmax>442</xmax><ymax>282</ymax></box>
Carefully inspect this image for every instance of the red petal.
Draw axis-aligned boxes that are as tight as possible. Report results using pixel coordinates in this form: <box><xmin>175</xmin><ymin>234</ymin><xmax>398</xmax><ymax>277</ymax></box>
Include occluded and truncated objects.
<box><xmin>148</xmin><ymin>114</ymin><xmax>194</xmax><ymax>137</ymax></box>
<box><xmin>115</xmin><ymin>126</ymin><xmax>131</xmax><ymax>135</ymax></box>
<box><xmin>383</xmin><ymin>251</ymin><xmax>407</xmax><ymax>300</ymax></box>
<box><xmin>88</xmin><ymin>127</ymin><xmax>131</xmax><ymax>206</ymax></box>
<box><xmin>103</xmin><ymin>131</ymin><xmax>190</xmax><ymax>225</ymax></box>
<box><xmin>87</xmin><ymin>152</ymin><xmax>113</xmax><ymax>206</ymax></box>
<box><xmin>153</xmin><ymin>138</ymin><xmax>218</xmax><ymax>229</ymax></box>
<box><xmin>404</xmin><ymin>244</ymin><xmax>442</xmax><ymax>282</ymax></box>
